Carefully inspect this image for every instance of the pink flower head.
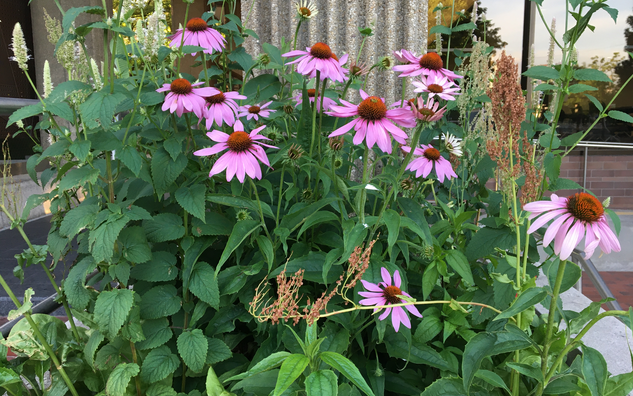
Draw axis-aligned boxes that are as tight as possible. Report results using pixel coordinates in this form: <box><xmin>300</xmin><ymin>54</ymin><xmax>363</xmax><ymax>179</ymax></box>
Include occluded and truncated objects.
<box><xmin>524</xmin><ymin>193</ymin><xmax>621</xmax><ymax>260</ymax></box>
<box><xmin>392</xmin><ymin>50</ymin><xmax>462</xmax><ymax>80</ymax></box>
<box><xmin>359</xmin><ymin>268</ymin><xmax>422</xmax><ymax>332</ymax></box>
<box><xmin>294</xmin><ymin>88</ymin><xmax>337</xmax><ymax>112</ymax></box>
<box><xmin>402</xmin><ymin>144</ymin><xmax>458</xmax><ymax>182</ymax></box>
<box><xmin>237</xmin><ymin>101</ymin><xmax>275</xmax><ymax>121</ymax></box>
<box><xmin>282</xmin><ymin>42</ymin><xmax>349</xmax><ymax>83</ymax></box>
<box><xmin>157</xmin><ymin>78</ymin><xmax>219</xmax><ymax>118</ymax></box>
<box><xmin>411</xmin><ymin>97</ymin><xmax>447</xmax><ymax>122</ymax></box>
<box><xmin>193</xmin><ymin>120</ymin><xmax>278</xmax><ymax>182</ymax></box>
<box><xmin>202</xmin><ymin>90</ymin><xmax>247</xmax><ymax>128</ymax></box>
<box><xmin>168</xmin><ymin>17</ymin><xmax>226</xmax><ymax>55</ymax></box>
<box><xmin>327</xmin><ymin>90</ymin><xmax>416</xmax><ymax>154</ymax></box>
<box><xmin>412</xmin><ymin>74</ymin><xmax>461</xmax><ymax>101</ymax></box>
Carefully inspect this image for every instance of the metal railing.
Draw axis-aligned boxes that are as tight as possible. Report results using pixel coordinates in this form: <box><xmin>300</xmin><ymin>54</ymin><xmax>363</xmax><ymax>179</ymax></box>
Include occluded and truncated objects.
<box><xmin>569</xmin><ymin>248</ymin><xmax>623</xmax><ymax>312</ymax></box>
<box><xmin>0</xmin><ymin>97</ymin><xmax>39</xmax><ymax>116</ymax></box>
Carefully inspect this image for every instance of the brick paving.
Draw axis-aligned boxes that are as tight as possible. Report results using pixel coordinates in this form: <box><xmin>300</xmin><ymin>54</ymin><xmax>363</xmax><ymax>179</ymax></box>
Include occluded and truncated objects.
<box><xmin>582</xmin><ymin>272</ymin><xmax>633</xmax><ymax>311</ymax></box>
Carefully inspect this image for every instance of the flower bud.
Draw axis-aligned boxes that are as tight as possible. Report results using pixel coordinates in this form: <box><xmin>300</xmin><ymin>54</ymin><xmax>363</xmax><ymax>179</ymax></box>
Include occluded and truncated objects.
<box><xmin>11</xmin><ymin>23</ymin><xmax>30</xmax><ymax>71</ymax></box>
<box><xmin>43</xmin><ymin>60</ymin><xmax>53</xmax><ymax>98</ymax></box>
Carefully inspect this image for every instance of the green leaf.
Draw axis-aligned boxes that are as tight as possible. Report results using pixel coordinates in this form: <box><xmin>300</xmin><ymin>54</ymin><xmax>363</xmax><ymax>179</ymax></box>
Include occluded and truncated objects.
<box><xmin>38</xmin><ymin>138</ymin><xmax>70</xmax><ymax>164</ymax></box>
<box><xmin>146</xmin><ymin>384</ymin><xmax>177</xmax><ymax>396</ymax></box>
<box><xmin>420</xmin><ymin>378</ymin><xmax>466</xmax><ymax>396</ymax></box>
<box><xmin>191</xmin><ymin>212</ymin><xmax>233</xmax><ymax>236</ymax></box>
<box><xmin>119</xmin><ymin>145</ymin><xmax>143</xmax><ymax>176</ymax></box>
<box><xmin>89</xmin><ymin>216</ymin><xmax>129</xmax><ymax>262</ymax></box>
<box><xmin>206</xmin><ymin>366</ymin><xmax>227</xmax><ymax>396</ymax></box>
<box><xmin>466</xmin><ymin>227</ymin><xmax>515</xmax><ymax>261</ymax></box>
<box><xmin>462</xmin><ymin>333</ymin><xmax>497</xmax><ymax>394</ymax></box>
<box><xmin>177</xmin><ymin>329</ymin><xmax>208</xmax><ymax>373</ymax></box>
<box><xmin>544</xmin><ymin>152</ymin><xmax>562</xmax><ymax>183</ymax></box>
<box><xmin>151</xmin><ymin>148</ymin><xmax>188</xmax><ymax>195</ymax></box>
<box><xmin>69</xmin><ymin>139</ymin><xmax>91</xmax><ymax>161</ymax></box>
<box><xmin>205</xmin><ymin>337</ymin><xmax>232</xmax><ymax>365</ymax></box>
<box><xmin>58</xmin><ymin>166</ymin><xmax>101</xmax><ymax>191</ymax></box>
<box><xmin>228</xmin><ymin>46</ymin><xmax>255</xmax><ymax>71</ymax></box>
<box><xmin>414</xmin><ymin>314</ymin><xmax>443</xmax><ymax>344</ymax></box>
<box><xmin>26</xmin><ymin>154</ymin><xmax>40</xmax><ymax>185</ymax></box>
<box><xmin>320</xmin><ymin>352</ymin><xmax>376</xmax><ymax>396</ymax></box>
<box><xmin>137</xmin><ymin>318</ymin><xmax>173</xmax><ymax>350</ymax></box>
<box><xmin>130</xmin><ymin>251</ymin><xmax>178</xmax><ymax>282</ymax></box>
<box><xmin>568</xmin><ymin>84</ymin><xmax>598</xmax><ymax>94</ymax></box>
<box><xmin>64</xmin><ymin>256</ymin><xmax>96</xmax><ymax>310</ymax></box>
<box><xmin>534</xmin><ymin>83</ymin><xmax>560</xmax><ymax>92</ymax></box>
<box><xmin>523</xmin><ymin>65</ymin><xmax>560</xmax><ymax>81</ymax></box>
<box><xmin>582</xmin><ymin>345</ymin><xmax>608</xmax><ymax>396</ymax></box>
<box><xmin>280</xmin><ymin>197</ymin><xmax>341</xmax><ymax>232</ymax></box>
<box><xmin>46</xmin><ymin>80</ymin><xmax>91</xmax><ymax>103</ymax></box>
<box><xmin>228</xmin><ymin>351</ymin><xmax>291</xmax><ymax>381</ymax></box>
<box><xmin>94</xmin><ymin>289</ymin><xmax>134</xmax><ymax>339</ymax></box>
<box><xmin>189</xmin><ymin>262</ymin><xmax>220</xmax><ymax>309</ymax></box>
<box><xmin>140</xmin><ymin>285</ymin><xmax>182</xmax><ymax>320</ymax></box>
<box><xmin>606</xmin><ymin>208</ymin><xmax>621</xmax><ymax>236</ymax></box>
<box><xmin>586</xmin><ymin>94</ymin><xmax>604</xmax><ymax>112</ymax></box>
<box><xmin>608</xmin><ymin>110</ymin><xmax>633</xmax><ymax>123</ymax></box>
<box><xmin>545</xmin><ymin>260</ymin><xmax>582</xmax><ymax>293</ymax></box>
<box><xmin>7</xmin><ymin>288</ymin><xmax>34</xmax><ymax>321</ymax></box>
<box><xmin>143</xmin><ymin>213</ymin><xmax>185</xmax><ymax>242</ymax></box>
<box><xmin>242</xmin><ymin>73</ymin><xmax>282</xmax><ymax>103</ymax></box>
<box><xmin>297</xmin><ymin>211</ymin><xmax>339</xmax><ymax>239</ymax></box>
<box><xmin>475</xmin><ymin>370</ymin><xmax>511</xmax><ymax>395</ymax></box>
<box><xmin>118</xmin><ymin>226</ymin><xmax>152</xmax><ymax>263</ymax></box>
<box><xmin>163</xmin><ymin>137</ymin><xmax>182</xmax><ymax>161</ymax></box>
<box><xmin>574</xmin><ymin>68</ymin><xmax>612</xmax><ymax>83</ymax></box>
<box><xmin>507</xmin><ymin>362</ymin><xmax>543</xmax><ymax>383</ymax></box>
<box><xmin>106</xmin><ymin>363</ymin><xmax>139</xmax><ymax>396</ymax></box>
<box><xmin>495</xmin><ymin>287</ymin><xmax>547</xmax><ymax>320</ymax></box>
<box><xmin>445</xmin><ymin>250</ymin><xmax>474</xmax><ymax>285</ymax></box>
<box><xmin>274</xmin><ymin>354</ymin><xmax>310</xmax><ymax>396</ymax></box>
<box><xmin>452</xmin><ymin>22</ymin><xmax>477</xmax><ymax>32</ymax></box>
<box><xmin>383</xmin><ymin>209</ymin><xmax>401</xmax><ymax>249</ymax></box>
<box><xmin>140</xmin><ymin>345</ymin><xmax>180</xmax><ymax>384</ymax></box>
<box><xmin>216</xmin><ymin>220</ymin><xmax>260</xmax><ymax>274</ymax></box>
<box><xmin>7</xmin><ymin>103</ymin><xmax>43</xmax><ymax>126</ymax></box>
<box><xmin>84</xmin><ymin>330</ymin><xmax>104</xmax><ymax>368</ymax></box>
<box><xmin>397</xmin><ymin>197</ymin><xmax>431</xmax><ymax>242</ymax></box>
<box><xmin>59</xmin><ymin>202</ymin><xmax>99</xmax><ymax>237</ymax></box>
<box><xmin>207</xmin><ymin>194</ymin><xmax>274</xmax><ymax>218</ymax></box>
<box><xmin>256</xmin><ymin>235</ymin><xmax>275</xmax><ymax>270</ymax></box>
<box><xmin>175</xmin><ymin>185</ymin><xmax>207</xmax><ymax>221</ymax></box>
<box><xmin>604</xmin><ymin>372</ymin><xmax>633</xmax><ymax>396</ymax></box>
<box><xmin>549</xmin><ymin>178</ymin><xmax>583</xmax><ymax>191</ymax></box>
<box><xmin>306</xmin><ymin>370</ymin><xmax>338</xmax><ymax>396</ymax></box>
<box><xmin>63</xmin><ymin>6</ymin><xmax>103</xmax><ymax>31</ymax></box>
<box><xmin>429</xmin><ymin>25</ymin><xmax>452</xmax><ymax>35</ymax></box>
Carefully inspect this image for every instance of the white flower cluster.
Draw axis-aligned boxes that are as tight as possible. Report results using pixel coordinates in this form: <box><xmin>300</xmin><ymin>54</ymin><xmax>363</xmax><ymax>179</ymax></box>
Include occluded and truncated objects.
<box><xmin>136</xmin><ymin>0</ymin><xmax>166</xmax><ymax>60</ymax></box>
<box><xmin>43</xmin><ymin>60</ymin><xmax>53</xmax><ymax>98</ymax></box>
<box><xmin>10</xmin><ymin>23</ymin><xmax>30</xmax><ymax>71</ymax></box>
<box><xmin>435</xmin><ymin>5</ymin><xmax>443</xmax><ymax>56</ymax></box>
<box><xmin>547</xmin><ymin>18</ymin><xmax>556</xmax><ymax>67</ymax></box>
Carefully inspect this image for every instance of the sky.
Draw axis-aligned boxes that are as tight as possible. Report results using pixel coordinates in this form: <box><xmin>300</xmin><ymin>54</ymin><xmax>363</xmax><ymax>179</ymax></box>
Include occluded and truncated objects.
<box><xmin>483</xmin><ymin>0</ymin><xmax>631</xmax><ymax>68</ymax></box>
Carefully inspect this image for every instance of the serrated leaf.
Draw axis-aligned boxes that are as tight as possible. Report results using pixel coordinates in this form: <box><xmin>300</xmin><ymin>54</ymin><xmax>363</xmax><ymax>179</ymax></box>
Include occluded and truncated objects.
<box><xmin>94</xmin><ymin>289</ymin><xmax>134</xmax><ymax>339</ymax></box>
<box><xmin>140</xmin><ymin>285</ymin><xmax>182</xmax><ymax>320</ymax></box>
<box><xmin>69</xmin><ymin>140</ymin><xmax>91</xmax><ymax>161</ymax></box>
<box><xmin>582</xmin><ymin>345</ymin><xmax>608</xmax><ymax>396</ymax></box>
<box><xmin>151</xmin><ymin>148</ymin><xmax>188</xmax><ymax>195</ymax></box>
<box><xmin>189</xmin><ymin>262</ymin><xmax>220</xmax><ymax>309</ymax></box>
<box><xmin>58</xmin><ymin>166</ymin><xmax>101</xmax><ymax>191</ymax></box>
<box><xmin>119</xmin><ymin>145</ymin><xmax>143</xmax><ymax>176</ymax></box>
<box><xmin>574</xmin><ymin>68</ymin><xmax>612</xmax><ymax>83</ymax></box>
<box><xmin>191</xmin><ymin>211</ymin><xmax>233</xmax><ymax>236</ymax></box>
<box><xmin>523</xmin><ymin>65</ymin><xmax>560</xmax><ymax>81</ymax></box>
<box><xmin>106</xmin><ymin>363</ymin><xmax>139</xmax><ymax>396</ymax></box>
<box><xmin>495</xmin><ymin>287</ymin><xmax>547</xmax><ymax>320</ymax></box>
<box><xmin>84</xmin><ymin>330</ymin><xmax>104</xmax><ymax>368</ymax></box>
<box><xmin>64</xmin><ymin>256</ymin><xmax>97</xmax><ymax>310</ymax></box>
<box><xmin>118</xmin><ymin>226</ymin><xmax>152</xmax><ymax>263</ymax></box>
<box><xmin>137</xmin><ymin>318</ymin><xmax>173</xmax><ymax>350</ymax></box>
<box><xmin>568</xmin><ymin>83</ymin><xmax>598</xmax><ymax>94</ymax></box>
<box><xmin>59</xmin><ymin>203</ymin><xmax>99</xmax><ymax>237</ymax></box>
<box><xmin>143</xmin><ymin>213</ymin><xmax>185</xmax><ymax>242</ymax></box>
<box><xmin>216</xmin><ymin>220</ymin><xmax>260</xmax><ymax>274</ymax></box>
<box><xmin>7</xmin><ymin>103</ymin><xmax>43</xmax><ymax>126</ymax></box>
<box><xmin>130</xmin><ymin>251</ymin><xmax>178</xmax><ymax>282</ymax></box>
<box><xmin>206</xmin><ymin>337</ymin><xmax>232</xmax><ymax>365</ymax></box>
<box><xmin>7</xmin><ymin>288</ymin><xmax>34</xmax><ymax>321</ymax></box>
<box><xmin>140</xmin><ymin>345</ymin><xmax>180</xmax><ymax>384</ymax></box>
<box><xmin>463</xmin><ymin>333</ymin><xmax>497</xmax><ymax>394</ymax></box>
<box><xmin>89</xmin><ymin>216</ymin><xmax>129</xmax><ymax>262</ymax></box>
<box><xmin>305</xmin><ymin>370</ymin><xmax>338</xmax><ymax>396</ymax></box>
<box><xmin>177</xmin><ymin>329</ymin><xmax>208</xmax><ymax>373</ymax></box>
<box><xmin>445</xmin><ymin>250</ymin><xmax>474</xmax><ymax>285</ymax></box>
<box><xmin>608</xmin><ymin>110</ymin><xmax>633</xmax><ymax>123</ymax></box>
<box><xmin>175</xmin><ymin>185</ymin><xmax>207</xmax><ymax>221</ymax></box>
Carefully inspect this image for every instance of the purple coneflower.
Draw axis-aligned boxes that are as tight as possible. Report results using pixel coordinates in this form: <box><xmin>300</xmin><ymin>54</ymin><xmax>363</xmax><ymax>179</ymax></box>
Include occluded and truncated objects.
<box><xmin>327</xmin><ymin>90</ymin><xmax>415</xmax><ymax>154</ymax></box>
<box><xmin>294</xmin><ymin>89</ymin><xmax>336</xmax><ymax>112</ymax></box>
<box><xmin>402</xmin><ymin>144</ymin><xmax>458</xmax><ymax>182</ymax></box>
<box><xmin>193</xmin><ymin>120</ymin><xmax>277</xmax><ymax>182</ymax></box>
<box><xmin>410</xmin><ymin>97</ymin><xmax>447</xmax><ymax>122</ymax></box>
<box><xmin>359</xmin><ymin>268</ymin><xmax>422</xmax><ymax>332</ymax></box>
<box><xmin>157</xmin><ymin>78</ymin><xmax>219</xmax><ymax>118</ymax></box>
<box><xmin>413</xmin><ymin>74</ymin><xmax>461</xmax><ymax>101</ymax></box>
<box><xmin>202</xmin><ymin>90</ymin><xmax>246</xmax><ymax>128</ymax></box>
<box><xmin>169</xmin><ymin>17</ymin><xmax>226</xmax><ymax>55</ymax></box>
<box><xmin>283</xmin><ymin>42</ymin><xmax>349</xmax><ymax>82</ymax></box>
<box><xmin>524</xmin><ymin>192</ymin><xmax>621</xmax><ymax>260</ymax></box>
<box><xmin>237</xmin><ymin>101</ymin><xmax>275</xmax><ymax>121</ymax></box>
<box><xmin>393</xmin><ymin>50</ymin><xmax>462</xmax><ymax>80</ymax></box>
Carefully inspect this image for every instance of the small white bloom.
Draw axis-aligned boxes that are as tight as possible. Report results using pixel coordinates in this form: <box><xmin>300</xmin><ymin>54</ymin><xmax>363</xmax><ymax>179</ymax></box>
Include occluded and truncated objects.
<box><xmin>363</xmin><ymin>223</ymin><xmax>369</xmax><ymax>228</ymax></box>
<box><xmin>602</xmin><ymin>197</ymin><xmax>611</xmax><ymax>208</ymax></box>
<box><xmin>10</xmin><ymin>23</ymin><xmax>30</xmax><ymax>71</ymax></box>
<box><xmin>43</xmin><ymin>60</ymin><xmax>53</xmax><ymax>98</ymax></box>
<box><xmin>442</xmin><ymin>133</ymin><xmax>463</xmax><ymax>157</ymax></box>
<box><xmin>16</xmin><ymin>120</ymin><xmax>24</xmax><ymax>129</ymax></box>
<box><xmin>365</xmin><ymin>184</ymin><xmax>379</xmax><ymax>191</ymax></box>
<box><xmin>295</xmin><ymin>0</ymin><xmax>318</xmax><ymax>20</ymax></box>
<box><xmin>90</xmin><ymin>58</ymin><xmax>103</xmax><ymax>90</ymax></box>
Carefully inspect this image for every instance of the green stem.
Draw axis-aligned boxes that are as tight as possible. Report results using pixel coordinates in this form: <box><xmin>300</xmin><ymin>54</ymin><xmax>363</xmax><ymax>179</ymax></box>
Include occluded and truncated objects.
<box><xmin>275</xmin><ymin>165</ymin><xmax>286</xmax><ymax>227</ymax></box>
<box><xmin>309</xmin><ymin>71</ymin><xmax>321</xmax><ymax>157</ymax></box>
<box><xmin>0</xmin><ymin>274</ymin><xmax>79</xmax><ymax>396</ymax></box>
<box><xmin>177</xmin><ymin>3</ymin><xmax>191</xmax><ymax>75</ymax></box>
<box><xmin>317</xmin><ymin>78</ymin><xmax>328</xmax><ymax>160</ymax></box>
<box><xmin>130</xmin><ymin>341</ymin><xmax>142</xmax><ymax>396</ymax></box>
<box><xmin>250</xmin><ymin>179</ymin><xmax>273</xmax><ymax>240</ymax></box>
<box><xmin>401</xmin><ymin>76</ymin><xmax>407</xmax><ymax>107</ymax></box>
<box><xmin>284</xmin><ymin>20</ymin><xmax>303</xmax><ymax>100</ymax></box>
<box><xmin>356</xmin><ymin>36</ymin><xmax>369</xmax><ymax>64</ymax></box>
<box><xmin>359</xmin><ymin>145</ymin><xmax>370</xmax><ymax>224</ymax></box>
<box><xmin>445</xmin><ymin>0</ymin><xmax>456</xmax><ymax>68</ymax></box>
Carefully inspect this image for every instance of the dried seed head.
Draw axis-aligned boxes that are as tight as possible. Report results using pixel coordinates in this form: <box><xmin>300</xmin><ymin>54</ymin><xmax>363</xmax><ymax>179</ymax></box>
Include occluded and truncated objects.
<box><xmin>329</xmin><ymin>136</ymin><xmax>344</xmax><ymax>151</ymax></box>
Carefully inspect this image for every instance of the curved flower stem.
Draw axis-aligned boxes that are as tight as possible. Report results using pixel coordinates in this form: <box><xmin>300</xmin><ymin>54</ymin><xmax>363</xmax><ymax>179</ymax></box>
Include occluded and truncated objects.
<box><xmin>250</xmin><ymin>178</ymin><xmax>273</xmax><ymax>240</ymax></box>
<box><xmin>284</xmin><ymin>20</ymin><xmax>303</xmax><ymax>100</ymax></box>
<box><xmin>177</xmin><ymin>3</ymin><xmax>191</xmax><ymax>75</ymax></box>
<box><xmin>401</xmin><ymin>77</ymin><xmax>407</xmax><ymax>107</ymax></box>
<box><xmin>318</xmin><ymin>78</ymin><xmax>328</xmax><ymax>160</ymax></box>
<box><xmin>202</xmin><ymin>52</ymin><xmax>210</xmax><ymax>86</ymax></box>
<box><xmin>309</xmin><ymin>71</ymin><xmax>321</xmax><ymax>157</ymax></box>
<box><xmin>331</xmin><ymin>156</ymin><xmax>346</xmax><ymax>223</ymax></box>
<box><xmin>445</xmin><ymin>0</ymin><xmax>456</xmax><ymax>68</ymax></box>
<box><xmin>0</xmin><ymin>273</ymin><xmax>79</xmax><ymax>396</ymax></box>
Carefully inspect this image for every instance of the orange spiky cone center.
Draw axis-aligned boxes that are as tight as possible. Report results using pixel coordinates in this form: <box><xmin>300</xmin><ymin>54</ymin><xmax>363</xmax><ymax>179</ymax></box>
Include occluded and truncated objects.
<box><xmin>567</xmin><ymin>192</ymin><xmax>604</xmax><ymax>222</ymax></box>
<box><xmin>357</xmin><ymin>96</ymin><xmax>387</xmax><ymax>121</ymax></box>
<box><xmin>226</xmin><ymin>131</ymin><xmax>253</xmax><ymax>152</ymax></box>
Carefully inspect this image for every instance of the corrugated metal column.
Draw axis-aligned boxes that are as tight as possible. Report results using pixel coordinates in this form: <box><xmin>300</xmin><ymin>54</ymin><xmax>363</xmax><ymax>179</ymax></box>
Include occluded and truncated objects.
<box><xmin>241</xmin><ymin>0</ymin><xmax>428</xmax><ymax>103</ymax></box>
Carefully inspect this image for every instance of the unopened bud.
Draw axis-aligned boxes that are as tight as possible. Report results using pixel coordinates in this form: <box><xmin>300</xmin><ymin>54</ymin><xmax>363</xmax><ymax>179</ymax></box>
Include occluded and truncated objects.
<box><xmin>329</xmin><ymin>136</ymin><xmax>344</xmax><ymax>151</ymax></box>
<box><xmin>43</xmin><ymin>60</ymin><xmax>52</xmax><ymax>98</ymax></box>
<box><xmin>602</xmin><ymin>197</ymin><xmax>611</xmax><ymax>208</ymax></box>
